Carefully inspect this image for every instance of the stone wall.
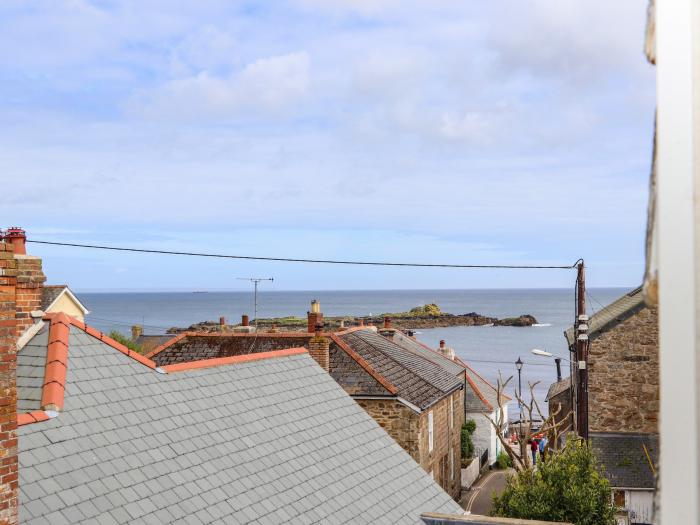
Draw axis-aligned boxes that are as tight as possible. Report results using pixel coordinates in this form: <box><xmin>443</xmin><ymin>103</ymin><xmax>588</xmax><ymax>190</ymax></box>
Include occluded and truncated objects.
<box><xmin>416</xmin><ymin>390</ymin><xmax>464</xmax><ymax>499</ymax></box>
<box><xmin>357</xmin><ymin>389</ymin><xmax>464</xmax><ymax>500</ymax></box>
<box><xmin>588</xmin><ymin>306</ymin><xmax>659</xmax><ymax>433</ymax></box>
<box><xmin>356</xmin><ymin>398</ymin><xmax>420</xmax><ymax>459</ymax></box>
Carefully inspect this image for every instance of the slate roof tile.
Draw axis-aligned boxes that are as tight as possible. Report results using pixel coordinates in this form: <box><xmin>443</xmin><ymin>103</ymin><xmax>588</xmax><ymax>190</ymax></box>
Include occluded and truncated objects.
<box><xmin>18</xmin><ymin>321</ymin><xmax>462</xmax><ymax>523</ymax></box>
<box><xmin>337</xmin><ymin>330</ymin><xmax>462</xmax><ymax>409</ymax></box>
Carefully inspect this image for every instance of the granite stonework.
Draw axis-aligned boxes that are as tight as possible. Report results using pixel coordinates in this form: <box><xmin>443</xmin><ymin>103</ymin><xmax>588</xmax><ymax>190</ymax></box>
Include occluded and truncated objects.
<box><xmin>588</xmin><ymin>305</ymin><xmax>659</xmax><ymax>434</ymax></box>
<box><xmin>357</xmin><ymin>389</ymin><xmax>464</xmax><ymax>500</ymax></box>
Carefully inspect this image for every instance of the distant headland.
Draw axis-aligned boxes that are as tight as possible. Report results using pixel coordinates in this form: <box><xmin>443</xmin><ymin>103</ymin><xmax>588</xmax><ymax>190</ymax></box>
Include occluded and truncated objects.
<box><xmin>166</xmin><ymin>303</ymin><xmax>538</xmax><ymax>333</ymax></box>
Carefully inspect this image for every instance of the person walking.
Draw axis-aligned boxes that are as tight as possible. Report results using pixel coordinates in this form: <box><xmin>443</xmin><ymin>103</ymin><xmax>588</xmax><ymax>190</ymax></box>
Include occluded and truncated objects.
<box><xmin>530</xmin><ymin>438</ymin><xmax>538</xmax><ymax>466</ymax></box>
<box><xmin>538</xmin><ymin>436</ymin><xmax>548</xmax><ymax>462</ymax></box>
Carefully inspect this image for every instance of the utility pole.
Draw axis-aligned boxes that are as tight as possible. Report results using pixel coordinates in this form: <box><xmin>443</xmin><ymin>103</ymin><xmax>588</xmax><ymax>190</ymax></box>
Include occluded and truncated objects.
<box><xmin>237</xmin><ymin>277</ymin><xmax>274</xmax><ymax>329</ymax></box>
<box><xmin>575</xmin><ymin>261</ymin><xmax>589</xmax><ymax>439</ymax></box>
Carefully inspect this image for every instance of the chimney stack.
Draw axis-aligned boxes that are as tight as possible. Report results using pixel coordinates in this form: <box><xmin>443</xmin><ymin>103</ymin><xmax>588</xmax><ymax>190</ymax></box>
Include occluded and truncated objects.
<box><xmin>384</xmin><ymin>317</ymin><xmax>392</xmax><ymax>329</ymax></box>
<box><xmin>219</xmin><ymin>316</ymin><xmax>226</xmax><ymax>327</ymax></box>
<box><xmin>131</xmin><ymin>325</ymin><xmax>143</xmax><ymax>341</ymax></box>
<box><xmin>0</xmin><ymin>237</ymin><xmax>19</xmax><ymax>523</ymax></box>
<box><xmin>308</xmin><ymin>322</ymin><xmax>329</xmax><ymax>371</ymax></box>
<box><xmin>437</xmin><ymin>339</ymin><xmax>456</xmax><ymax>360</ymax></box>
<box><xmin>307</xmin><ymin>300</ymin><xmax>323</xmax><ymax>334</ymax></box>
<box><xmin>233</xmin><ymin>314</ymin><xmax>254</xmax><ymax>333</ymax></box>
<box><xmin>3</xmin><ymin>227</ymin><xmax>45</xmax><ymax>337</ymax></box>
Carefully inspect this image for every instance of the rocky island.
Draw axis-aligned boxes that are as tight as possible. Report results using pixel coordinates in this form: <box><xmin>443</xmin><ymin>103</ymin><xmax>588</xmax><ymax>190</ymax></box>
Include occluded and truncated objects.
<box><xmin>167</xmin><ymin>304</ymin><xmax>538</xmax><ymax>333</ymax></box>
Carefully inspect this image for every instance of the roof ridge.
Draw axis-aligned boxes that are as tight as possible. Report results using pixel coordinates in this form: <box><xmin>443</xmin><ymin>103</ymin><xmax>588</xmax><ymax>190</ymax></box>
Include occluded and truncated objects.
<box><xmin>343</xmin><ymin>331</ymin><xmax>461</xmax><ymax>397</ymax></box>
<box><xmin>392</xmin><ymin>332</ymin><xmax>466</xmax><ymax>372</ymax></box>
<box><xmin>144</xmin><ymin>331</ymin><xmax>319</xmax><ymax>359</ymax></box>
<box><xmin>330</xmin><ymin>334</ymin><xmax>398</xmax><ymax>395</ymax></box>
<box><xmin>463</xmin><ymin>362</ymin><xmax>512</xmax><ymax>401</ymax></box>
<box><xmin>162</xmin><ymin>347</ymin><xmax>309</xmax><ymax>373</ymax></box>
<box><xmin>464</xmin><ymin>372</ymin><xmax>493</xmax><ymax>411</ymax></box>
<box><xmin>18</xmin><ymin>313</ymin><xmax>159</xmax><ymax>427</ymax></box>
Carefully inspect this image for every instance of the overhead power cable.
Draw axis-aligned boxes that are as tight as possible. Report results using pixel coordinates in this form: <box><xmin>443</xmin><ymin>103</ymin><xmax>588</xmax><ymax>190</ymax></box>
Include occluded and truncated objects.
<box><xmin>27</xmin><ymin>240</ymin><xmax>581</xmax><ymax>270</ymax></box>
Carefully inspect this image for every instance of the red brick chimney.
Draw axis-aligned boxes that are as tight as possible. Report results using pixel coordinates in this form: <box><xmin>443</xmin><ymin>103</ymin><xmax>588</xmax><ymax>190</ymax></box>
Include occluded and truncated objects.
<box><xmin>308</xmin><ymin>323</ymin><xmax>329</xmax><ymax>371</ymax></box>
<box><xmin>0</xmin><ymin>240</ymin><xmax>19</xmax><ymax>524</ymax></box>
<box><xmin>219</xmin><ymin>316</ymin><xmax>226</xmax><ymax>327</ymax></box>
<box><xmin>241</xmin><ymin>314</ymin><xmax>249</xmax><ymax>327</ymax></box>
<box><xmin>307</xmin><ymin>300</ymin><xmax>323</xmax><ymax>334</ymax></box>
<box><xmin>3</xmin><ymin>228</ymin><xmax>45</xmax><ymax>337</ymax></box>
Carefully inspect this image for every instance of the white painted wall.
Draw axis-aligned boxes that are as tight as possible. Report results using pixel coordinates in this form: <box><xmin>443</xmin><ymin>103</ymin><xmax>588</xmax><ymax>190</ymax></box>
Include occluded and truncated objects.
<box><xmin>656</xmin><ymin>1</ymin><xmax>700</xmax><ymax>523</ymax></box>
<box><xmin>625</xmin><ymin>490</ymin><xmax>654</xmax><ymax>525</ymax></box>
<box><xmin>467</xmin><ymin>405</ymin><xmax>508</xmax><ymax>465</ymax></box>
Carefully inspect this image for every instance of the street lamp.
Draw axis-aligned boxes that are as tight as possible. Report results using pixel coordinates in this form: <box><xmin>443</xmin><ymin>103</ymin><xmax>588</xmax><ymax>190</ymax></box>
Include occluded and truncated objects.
<box><xmin>515</xmin><ymin>357</ymin><xmax>524</xmax><ymax>459</ymax></box>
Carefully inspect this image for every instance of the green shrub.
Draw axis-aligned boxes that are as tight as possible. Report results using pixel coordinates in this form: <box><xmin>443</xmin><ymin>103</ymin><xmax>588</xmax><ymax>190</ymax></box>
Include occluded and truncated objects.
<box><xmin>496</xmin><ymin>451</ymin><xmax>512</xmax><ymax>469</ymax></box>
<box><xmin>461</xmin><ymin>420</ymin><xmax>476</xmax><ymax>461</ymax></box>
<box><xmin>492</xmin><ymin>439</ymin><xmax>615</xmax><ymax>525</ymax></box>
<box><xmin>109</xmin><ymin>331</ymin><xmax>144</xmax><ymax>354</ymax></box>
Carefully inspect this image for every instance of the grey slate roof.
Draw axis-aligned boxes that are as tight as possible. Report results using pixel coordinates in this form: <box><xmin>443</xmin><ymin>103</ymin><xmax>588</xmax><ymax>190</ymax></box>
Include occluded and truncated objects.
<box><xmin>545</xmin><ymin>377</ymin><xmax>571</xmax><ymax>402</ymax></box>
<box><xmin>17</xmin><ymin>325</ymin><xmax>49</xmax><ymax>412</ymax></box>
<box><xmin>18</xmin><ymin>326</ymin><xmax>462</xmax><ymax>524</ymax></box>
<box><xmin>590</xmin><ymin>432</ymin><xmax>658</xmax><ymax>489</ymax></box>
<box><xmin>41</xmin><ymin>285</ymin><xmax>67</xmax><ymax>311</ymax></box>
<box><xmin>339</xmin><ymin>330</ymin><xmax>463</xmax><ymax>410</ymax></box>
<box><xmin>564</xmin><ymin>287</ymin><xmax>645</xmax><ymax>347</ymax></box>
<box><xmin>464</xmin><ymin>365</ymin><xmax>505</xmax><ymax>413</ymax></box>
<box><xmin>386</xmin><ymin>331</ymin><xmax>466</xmax><ymax>377</ymax></box>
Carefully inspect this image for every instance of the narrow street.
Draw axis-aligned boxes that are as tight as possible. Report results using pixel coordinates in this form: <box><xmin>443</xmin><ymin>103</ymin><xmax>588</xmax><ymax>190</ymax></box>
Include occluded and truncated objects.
<box><xmin>461</xmin><ymin>469</ymin><xmax>511</xmax><ymax>516</ymax></box>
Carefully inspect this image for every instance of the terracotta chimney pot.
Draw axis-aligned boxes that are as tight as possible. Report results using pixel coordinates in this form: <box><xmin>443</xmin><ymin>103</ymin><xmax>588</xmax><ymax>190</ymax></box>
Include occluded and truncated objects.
<box><xmin>3</xmin><ymin>227</ymin><xmax>26</xmax><ymax>255</ymax></box>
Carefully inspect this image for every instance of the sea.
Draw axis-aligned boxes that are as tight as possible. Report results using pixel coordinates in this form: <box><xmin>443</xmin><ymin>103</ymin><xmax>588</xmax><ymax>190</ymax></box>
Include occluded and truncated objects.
<box><xmin>79</xmin><ymin>288</ymin><xmax>628</xmax><ymax>411</ymax></box>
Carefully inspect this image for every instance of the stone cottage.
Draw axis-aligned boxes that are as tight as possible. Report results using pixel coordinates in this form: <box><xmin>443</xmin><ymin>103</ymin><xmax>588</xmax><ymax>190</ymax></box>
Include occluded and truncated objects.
<box><xmin>148</xmin><ymin>308</ymin><xmax>466</xmax><ymax>500</ymax></box>
<box><xmin>563</xmin><ymin>286</ymin><xmax>658</xmax><ymax>525</ymax></box>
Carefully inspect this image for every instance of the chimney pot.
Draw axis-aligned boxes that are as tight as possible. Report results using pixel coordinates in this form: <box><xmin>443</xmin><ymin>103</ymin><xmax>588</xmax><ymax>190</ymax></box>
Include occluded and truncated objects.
<box><xmin>219</xmin><ymin>316</ymin><xmax>226</xmax><ymax>326</ymax></box>
<box><xmin>439</xmin><ymin>340</ymin><xmax>446</xmax><ymax>348</ymax></box>
<box><xmin>242</xmin><ymin>315</ymin><xmax>249</xmax><ymax>327</ymax></box>
<box><xmin>131</xmin><ymin>325</ymin><xmax>143</xmax><ymax>341</ymax></box>
<box><xmin>3</xmin><ymin>227</ymin><xmax>26</xmax><ymax>255</ymax></box>
<box><xmin>307</xmin><ymin>302</ymin><xmax>323</xmax><ymax>333</ymax></box>
<box><xmin>384</xmin><ymin>317</ymin><xmax>391</xmax><ymax>329</ymax></box>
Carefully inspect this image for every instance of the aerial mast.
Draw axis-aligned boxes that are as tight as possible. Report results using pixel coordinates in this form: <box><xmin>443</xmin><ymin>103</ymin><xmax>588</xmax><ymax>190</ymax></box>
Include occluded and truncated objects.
<box><xmin>237</xmin><ymin>277</ymin><xmax>274</xmax><ymax>329</ymax></box>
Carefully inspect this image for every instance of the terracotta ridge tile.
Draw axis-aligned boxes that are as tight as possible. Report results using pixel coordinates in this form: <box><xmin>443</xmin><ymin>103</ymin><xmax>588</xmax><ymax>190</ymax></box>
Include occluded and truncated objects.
<box><xmin>40</xmin><ymin>315</ymin><xmax>71</xmax><ymax>411</ymax></box>
<box><xmin>17</xmin><ymin>411</ymin><xmax>50</xmax><ymax>427</ymax></box>
<box><xmin>162</xmin><ymin>347</ymin><xmax>309</xmax><ymax>373</ymax></box>
<box><xmin>464</xmin><ymin>372</ymin><xmax>493</xmax><ymax>412</ymax></box>
<box><xmin>143</xmin><ymin>331</ymin><xmax>318</xmax><ymax>359</ymax></box>
<box><xmin>143</xmin><ymin>333</ymin><xmax>188</xmax><ymax>359</ymax></box>
<box><xmin>464</xmin><ymin>362</ymin><xmax>511</xmax><ymax>401</ymax></box>
<box><xmin>333</xmin><ymin>326</ymin><xmax>368</xmax><ymax>335</ymax></box>
<box><xmin>330</xmin><ymin>334</ymin><xmax>398</xmax><ymax>395</ymax></box>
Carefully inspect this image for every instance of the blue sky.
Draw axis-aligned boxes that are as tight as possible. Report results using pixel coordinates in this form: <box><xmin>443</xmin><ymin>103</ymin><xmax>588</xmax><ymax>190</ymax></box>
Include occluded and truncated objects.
<box><xmin>1</xmin><ymin>1</ymin><xmax>655</xmax><ymax>291</ymax></box>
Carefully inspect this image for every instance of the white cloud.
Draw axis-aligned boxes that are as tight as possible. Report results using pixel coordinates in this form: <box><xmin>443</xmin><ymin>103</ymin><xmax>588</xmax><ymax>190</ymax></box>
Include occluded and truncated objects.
<box><xmin>129</xmin><ymin>51</ymin><xmax>310</xmax><ymax>119</ymax></box>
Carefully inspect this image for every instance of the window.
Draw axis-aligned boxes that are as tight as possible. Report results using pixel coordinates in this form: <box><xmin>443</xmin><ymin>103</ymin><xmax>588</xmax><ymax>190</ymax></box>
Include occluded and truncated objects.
<box><xmin>449</xmin><ymin>397</ymin><xmax>454</xmax><ymax>428</ymax></box>
<box><xmin>428</xmin><ymin>411</ymin><xmax>434</xmax><ymax>452</ymax></box>
<box><xmin>613</xmin><ymin>490</ymin><xmax>626</xmax><ymax>508</ymax></box>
